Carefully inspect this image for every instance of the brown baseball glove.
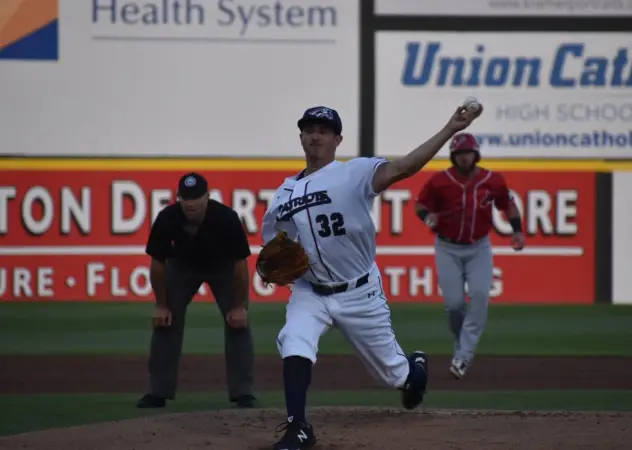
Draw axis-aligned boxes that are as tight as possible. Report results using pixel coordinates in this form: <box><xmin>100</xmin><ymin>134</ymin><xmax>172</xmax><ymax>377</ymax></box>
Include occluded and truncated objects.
<box><xmin>256</xmin><ymin>231</ymin><xmax>310</xmax><ymax>286</ymax></box>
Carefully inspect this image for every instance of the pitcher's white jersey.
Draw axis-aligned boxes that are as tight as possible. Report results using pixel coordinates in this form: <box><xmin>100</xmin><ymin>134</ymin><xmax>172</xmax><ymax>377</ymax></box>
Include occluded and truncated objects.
<box><xmin>262</xmin><ymin>157</ymin><xmax>388</xmax><ymax>284</ymax></box>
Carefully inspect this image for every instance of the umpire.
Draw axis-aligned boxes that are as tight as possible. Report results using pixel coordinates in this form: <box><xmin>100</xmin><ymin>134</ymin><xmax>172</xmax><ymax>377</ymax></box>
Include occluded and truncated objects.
<box><xmin>136</xmin><ymin>172</ymin><xmax>256</xmax><ymax>409</ymax></box>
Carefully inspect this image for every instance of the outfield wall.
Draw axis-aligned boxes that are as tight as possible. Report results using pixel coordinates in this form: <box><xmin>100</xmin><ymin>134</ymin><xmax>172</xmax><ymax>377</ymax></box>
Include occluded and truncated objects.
<box><xmin>1</xmin><ymin>158</ymin><xmax>627</xmax><ymax>305</ymax></box>
<box><xmin>613</xmin><ymin>172</ymin><xmax>632</xmax><ymax>305</ymax></box>
<box><xmin>1</xmin><ymin>3</ymin><xmax>630</xmax><ymax>304</ymax></box>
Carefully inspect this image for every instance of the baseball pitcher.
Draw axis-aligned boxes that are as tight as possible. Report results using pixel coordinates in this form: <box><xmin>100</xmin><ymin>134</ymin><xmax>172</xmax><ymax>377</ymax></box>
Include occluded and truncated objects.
<box><xmin>415</xmin><ymin>132</ymin><xmax>525</xmax><ymax>380</ymax></box>
<box><xmin>257</xmin><ymin>103</ymin><xmax>482</xmax><ymax>450</ymax></box>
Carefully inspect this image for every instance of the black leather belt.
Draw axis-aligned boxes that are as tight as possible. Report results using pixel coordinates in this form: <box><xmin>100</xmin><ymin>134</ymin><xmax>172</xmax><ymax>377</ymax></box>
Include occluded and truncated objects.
<box><xmin>310</xmin><ymin>273</ymin><xmax>370</xmax><ymax>296</ymax></box>
<box><xmin>438</xmin><ymin>235</ymin><xmax>471</xmax><ymax>246</ymax></box>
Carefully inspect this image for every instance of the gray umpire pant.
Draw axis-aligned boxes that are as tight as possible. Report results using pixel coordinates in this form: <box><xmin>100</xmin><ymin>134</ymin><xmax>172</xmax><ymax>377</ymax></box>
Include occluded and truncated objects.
<box><xmin>147</xmin><ymin>258</ymin><xmax>254</xmax><ymax>401</ymax></box>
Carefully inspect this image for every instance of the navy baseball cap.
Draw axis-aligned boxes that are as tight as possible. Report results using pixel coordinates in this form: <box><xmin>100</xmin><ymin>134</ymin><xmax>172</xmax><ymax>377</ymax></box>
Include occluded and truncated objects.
<box><xmin>177</xmin><ymin>172</ymin><xmax>208</xmax><ymax>200</ymax></box>
<box><xmin>297</xmin><ymin>106</ymin><xmax>342</xmax><ymax>135</ymax></box>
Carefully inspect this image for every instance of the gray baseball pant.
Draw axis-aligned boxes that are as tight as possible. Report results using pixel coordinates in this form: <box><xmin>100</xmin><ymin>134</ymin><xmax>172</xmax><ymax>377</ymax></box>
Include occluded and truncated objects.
<box><xmin>434</xmin><ymin>235</ymin><xmax>493</xmax><ymax>364</ymax></box>
<box><xmin>147</xmin><ymin>258</ymin><xmax>254</xmax><ymax>401</ymax></box>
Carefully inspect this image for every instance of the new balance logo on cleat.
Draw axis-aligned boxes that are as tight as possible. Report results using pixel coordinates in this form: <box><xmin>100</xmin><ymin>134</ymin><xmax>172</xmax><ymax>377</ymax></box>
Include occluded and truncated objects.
<box><xmin>297</xmin><ymin>430</ymin><xmax>308</xmax><ymax>443</ymax></box>
<box><xmin>273</xmin><ymin>417</ymin><xmax>316</xmax><ymax>450</ymax></box>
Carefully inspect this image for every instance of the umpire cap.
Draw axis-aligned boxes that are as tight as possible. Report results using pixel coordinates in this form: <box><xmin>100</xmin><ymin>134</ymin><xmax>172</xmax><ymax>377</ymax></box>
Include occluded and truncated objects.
<box><xmin>177</xmin><ymin>172</ymin><xmax>208</xmax><ymax>200</ymax></box>
<box><xmin>297</xmin><ymin>106</ymin><xmax>343</xmax><ymax>135</ymax></box>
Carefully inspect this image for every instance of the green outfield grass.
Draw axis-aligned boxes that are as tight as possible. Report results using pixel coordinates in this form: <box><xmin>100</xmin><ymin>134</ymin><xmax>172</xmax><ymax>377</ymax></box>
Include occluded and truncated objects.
<box><xmin>0</xmin><ymin>302</ymin><xmax>631</xmax><ymax>356</ymax></box>
<box><xmin>1</xmin><ymin>302</ymin><xmax>631</xmax><ymax>437</ymax></box>
<box><xmin>2</xmin><ymin>390</ymin><xmax>632</xmax><ymax>436</ymax></box>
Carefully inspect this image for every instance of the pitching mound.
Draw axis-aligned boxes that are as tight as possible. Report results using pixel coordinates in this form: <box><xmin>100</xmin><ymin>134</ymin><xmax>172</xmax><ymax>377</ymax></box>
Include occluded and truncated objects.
<box><xmin>1</xmin><ymin>407</ymin><xmax>631</xmax><ymax>450</ymax></box>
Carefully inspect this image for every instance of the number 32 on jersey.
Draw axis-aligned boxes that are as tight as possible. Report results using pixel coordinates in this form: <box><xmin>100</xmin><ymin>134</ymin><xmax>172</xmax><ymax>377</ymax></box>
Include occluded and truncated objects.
<box><xmin>315</xmin><ymin>212</ymin><xmax>346</xmax><ymax>237</ymax></box>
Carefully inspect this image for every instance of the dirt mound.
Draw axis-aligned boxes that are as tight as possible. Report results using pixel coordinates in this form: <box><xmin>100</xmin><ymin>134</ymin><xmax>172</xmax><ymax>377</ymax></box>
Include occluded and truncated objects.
<box><xmin>1</xmin><ymin>407</ymin><xmax>630</xmax><ymax>450</ymax></box>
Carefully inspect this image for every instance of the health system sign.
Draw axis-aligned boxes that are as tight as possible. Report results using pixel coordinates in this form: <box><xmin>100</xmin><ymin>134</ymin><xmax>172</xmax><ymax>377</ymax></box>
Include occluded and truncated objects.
<box><xmin>375</xmin><ymin>32</ymin><xmax>632</xmax><ymax>159</ymax></box>
<box><xmin>0</xmin><ymin>0</ymin><xmax>359</xmax><ymax>157</ymax></box>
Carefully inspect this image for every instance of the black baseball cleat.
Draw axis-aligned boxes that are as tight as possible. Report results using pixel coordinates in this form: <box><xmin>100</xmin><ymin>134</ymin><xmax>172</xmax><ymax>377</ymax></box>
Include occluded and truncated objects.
<box><xmin>272</xmin><ymin>417</ymin><xmax>316</xmax><ymax>450</ymax></box>
<box><xmin>135</xmin><ymin>394</ymin><xmax>166</xmax><ymax>408</ymax></box>
<box><xmin>232</xmin><ymin>394</ymin><xmax>257</xmax><ymax>408</ymax></box>
<box><xmin>401</xmin><ymin>351</ymin><xmax>429</xmax><ymax>410</ymax></box>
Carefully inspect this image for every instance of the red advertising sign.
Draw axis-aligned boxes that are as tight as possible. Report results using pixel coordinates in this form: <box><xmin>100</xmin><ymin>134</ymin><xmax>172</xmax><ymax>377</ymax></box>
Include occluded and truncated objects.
<box><xmin>0</xmin><ymin>166</ymin><xmax>595</xmax><ymax>303</ymax></box>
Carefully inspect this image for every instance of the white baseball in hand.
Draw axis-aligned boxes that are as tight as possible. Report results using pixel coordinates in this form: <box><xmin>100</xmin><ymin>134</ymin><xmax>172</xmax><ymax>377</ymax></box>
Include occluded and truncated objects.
<box><xmin>463</xmin><ymin>96</ymin><xmax>482</xmax><ymax>113</ymax></box>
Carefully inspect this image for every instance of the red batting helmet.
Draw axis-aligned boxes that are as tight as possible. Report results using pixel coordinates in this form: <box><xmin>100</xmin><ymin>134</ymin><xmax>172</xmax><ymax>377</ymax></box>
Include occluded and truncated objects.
<box><xmin>449</xmin><ymin>132</ymin><xmax>481</xmax><ymax>163</ymax></box>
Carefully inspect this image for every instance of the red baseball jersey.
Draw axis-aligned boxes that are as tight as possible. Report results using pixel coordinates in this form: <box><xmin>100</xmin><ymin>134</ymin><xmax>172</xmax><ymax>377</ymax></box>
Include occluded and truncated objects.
<box><xmin>416</xmin><ymin>167</ymin><xmax>513</xmax><ymax>244</ymax></box>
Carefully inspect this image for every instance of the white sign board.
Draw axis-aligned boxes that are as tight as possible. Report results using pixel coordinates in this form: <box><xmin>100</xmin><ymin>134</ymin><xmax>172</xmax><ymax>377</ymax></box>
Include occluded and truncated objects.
<box><xmin>0</xmin><ymin>0</ymin><xmax>359</xmax><ymax>157</ymax></box>
<box><xmin>613</xmin><ymin>172</ymin><xmax>632</xmax><ymax>305</ymax></box>
<box><xmin>375</xmin><ymin>0</ymin><xmax>632</xmax><ymax>16</ymax></box>
<box><xmin>375</xmin><ymin>32</ymin><xmax>632</xmax><ymax>159</ymax></box>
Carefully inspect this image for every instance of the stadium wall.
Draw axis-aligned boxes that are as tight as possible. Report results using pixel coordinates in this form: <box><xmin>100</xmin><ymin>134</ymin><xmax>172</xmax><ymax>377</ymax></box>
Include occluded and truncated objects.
<box><xmin>1</xmin><ymin>1</ymin><xmax>630</xmax><ymax>303</ymax></box>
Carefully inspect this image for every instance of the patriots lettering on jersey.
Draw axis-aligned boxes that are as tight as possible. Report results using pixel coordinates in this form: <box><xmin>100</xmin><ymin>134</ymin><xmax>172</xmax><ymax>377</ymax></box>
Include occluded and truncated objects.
<box><xmin>276</xmin><ymin>190</ymin><xmax>332</xmax><ymax>221</ymax></box>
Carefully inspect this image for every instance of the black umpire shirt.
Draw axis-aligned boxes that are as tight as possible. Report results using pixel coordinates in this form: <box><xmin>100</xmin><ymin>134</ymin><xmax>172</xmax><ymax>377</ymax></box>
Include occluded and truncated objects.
<box><xmin>145</xmin><ymin>200</ymin><xmax>251</xmax><ymax>270</ymax></box>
